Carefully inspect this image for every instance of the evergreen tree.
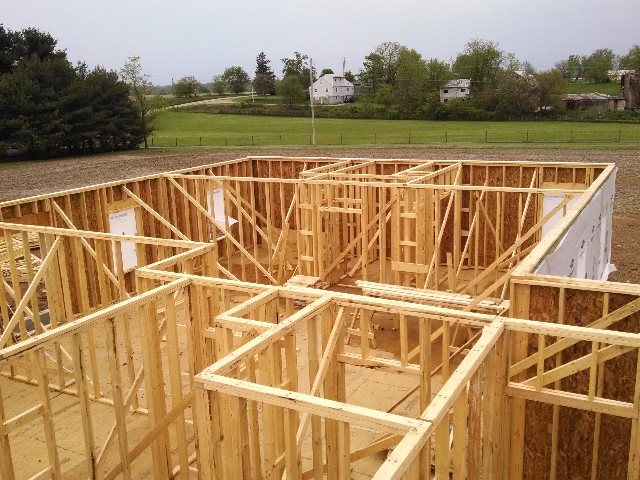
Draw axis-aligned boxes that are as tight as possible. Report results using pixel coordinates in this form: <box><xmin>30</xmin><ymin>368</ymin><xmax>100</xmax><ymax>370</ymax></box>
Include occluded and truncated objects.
<box><xmin>0</xmin><ymin>25</ymin><xmax>145</xmax><ymax>157</ymax></box>
<box><xmin>253</xmin><ymin>52</ymin><xmax>276</xmax><ymax>95</ymax></box>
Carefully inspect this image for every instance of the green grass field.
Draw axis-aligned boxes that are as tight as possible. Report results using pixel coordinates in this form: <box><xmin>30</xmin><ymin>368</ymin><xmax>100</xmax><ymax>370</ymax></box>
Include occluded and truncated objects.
<box><xmin>150</xmin><ymin>111</ymin><xmax>640</xmax><ymax>148</ymax></box>
<box><xmin>566</xmin><ymin>82</ymin><xmax>621</xmax><ymax>96</ymax></box>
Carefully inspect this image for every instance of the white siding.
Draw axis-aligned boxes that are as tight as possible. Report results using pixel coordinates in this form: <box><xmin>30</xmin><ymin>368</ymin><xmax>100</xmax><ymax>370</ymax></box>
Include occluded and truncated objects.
<box><xmin>309</xmin><ymin>75</ymin><xmax>354</xmax><ymax>104</ymax></box>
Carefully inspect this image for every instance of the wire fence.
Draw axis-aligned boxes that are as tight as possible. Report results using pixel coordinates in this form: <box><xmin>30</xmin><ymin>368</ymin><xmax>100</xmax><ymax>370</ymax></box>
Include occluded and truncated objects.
<box><xmin>149</xmin><ymin>129</ymin><xmax>640</xmax><ymax>148</ymax></box>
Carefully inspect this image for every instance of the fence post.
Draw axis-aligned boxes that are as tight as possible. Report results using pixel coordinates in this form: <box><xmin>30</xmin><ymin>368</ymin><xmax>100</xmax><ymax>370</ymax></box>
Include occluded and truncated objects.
<box><xmin>619</xmin><ymin>130</ymin><xmax>622</xmax><ymax>142</ymax></box>
<box><xmin>252</xmin><ymin>135</ymin><xmax>254</xmax><ymax>145</ymax></box>
<box><xmin>409</xmin><ymin>132</ymin><xmax>411</xmax><ymax>144</ymax></box>
<box><xmin>374</xmin><ymin>133</ymin><xmax>377</xmax><ymax>144</ymax></box>
<box><xmin>485</xmin><ymin>130</ymin><xmax>488</xmax><ymax>143</ymax></box>
<box><xmin>199</xmin><ymin>136</ymin><xmax>202</xmax><ymax>146</ymax></box>
<box><xmin>570</xmin><ymin>130</ymin><xmax>573</xmax><ymax>143</ymax></box>
<box><xmin>445</xmin><ymin>132</ymin><xmax>448</xmax><ymax>143</ymax></box>
<box><xmin>309</xmin><ymin>134</ymin><xmax>312</xmax><ymax>145</ymax></box>
<box><xmin>151</xmin><ymin>137</ymin><xmax>154</xmax><ymax>146</ymax></box>
<box><xmin>526</xmin><ymin>131</ymin><xmax>529</xmax><ymax>143</ymax></box>
<box><xmin>280</xmin><ymin>135</ymin><xmax>283</xmax><ymax>145</ymax></box>
<box><xmin>175</xmin><ymin>137</ymin><xmax>177</xmax><ymax>147</ymax></box>
<box><xmin>225</xmin><ymin>137</ymin><xmax>228</xmax><ymax>146</ymax></box>
<box><xmin>341</xmin><ymin>133</ymin><xmax>343</xmax><ymax>145</ymax></box>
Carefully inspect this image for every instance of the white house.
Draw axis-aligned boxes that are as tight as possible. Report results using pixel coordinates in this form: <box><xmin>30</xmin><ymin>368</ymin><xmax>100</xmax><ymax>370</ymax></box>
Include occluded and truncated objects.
<box><xmin>608</xmin><ymin>69</ymin><xmax>636</xmax><ymax>82</ymax></box>
<box><xmin>309</xmin><ymin>75</ymin><xmax>354</xmax><ymax>104</ymax></box>
<box><xmin>440</xmin><ymin>79</ymin><xmax>471</xmax><ymax>103</ymax></box>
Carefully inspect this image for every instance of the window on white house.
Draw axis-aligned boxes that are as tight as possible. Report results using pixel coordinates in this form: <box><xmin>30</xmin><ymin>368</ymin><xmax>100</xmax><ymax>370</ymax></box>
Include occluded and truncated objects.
<box><xmin>461</xmin><ymin>88</ymin><xmax>466</xmax><ymax>92</ymax></box>
<box><xmin>444</xmin><ymin>99</ymin><xmax>448</xmax><ymax>102</ymax></box>
<box><xmin>314</xmin><ymin>89</ymin><xmax>317</xmax><ymax>92</ymax></box>
<box><xmin>444</xmin><ymin>89</ymin><xmax>448</xmax><ymax>93</ymax></box>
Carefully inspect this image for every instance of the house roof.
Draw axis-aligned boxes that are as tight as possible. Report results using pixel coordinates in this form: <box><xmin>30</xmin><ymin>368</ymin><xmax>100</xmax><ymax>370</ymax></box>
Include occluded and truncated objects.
<box><xmin>442</xmin><ymin>79</ymin><xmax>471</xmax><ymax>89</ymax></box>
<box><xmin>313</xmin><ymin>74</ymin><xmax>354</xmax><ymax>88</ymax></box>
<box><xmin>565</xmin><ymin>93</ymin><xmax>624</xmax><ymax>101</ymax></box>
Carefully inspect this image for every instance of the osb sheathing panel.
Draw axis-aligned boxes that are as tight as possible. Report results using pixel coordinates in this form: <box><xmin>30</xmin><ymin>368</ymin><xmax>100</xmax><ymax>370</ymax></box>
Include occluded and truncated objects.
<box><xmin>524</xmin><ymin>286</ymin><xmax>640</xmax><ymax>480</ymax></box>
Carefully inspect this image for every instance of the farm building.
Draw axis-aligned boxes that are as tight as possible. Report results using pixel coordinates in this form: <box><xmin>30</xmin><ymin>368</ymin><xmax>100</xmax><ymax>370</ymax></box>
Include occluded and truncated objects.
<box><xmin>310</xmin><ymin>75</ymin><xmax>355</xmax><ymax>104</ymax></box>
<box><xmin>439</xmin><ymin>79</ymin><xmax>471</xmax><ymax>103</ymax></box>
<box><xmin>0</xmin><ymin>156</ymin><xmax>639</xmax><ymax>480</ymax></box>
<box><xmin>565</xmin><ymin>93</ymin><xmax>627</xmax><ymax>111</ymax></box>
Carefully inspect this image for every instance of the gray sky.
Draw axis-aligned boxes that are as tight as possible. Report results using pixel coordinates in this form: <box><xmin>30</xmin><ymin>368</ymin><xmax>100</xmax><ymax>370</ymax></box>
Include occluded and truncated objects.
<box><xmin>2</xmin><ymin>0</ymin><xmax>638</xmax><ymax>85</ymax></box>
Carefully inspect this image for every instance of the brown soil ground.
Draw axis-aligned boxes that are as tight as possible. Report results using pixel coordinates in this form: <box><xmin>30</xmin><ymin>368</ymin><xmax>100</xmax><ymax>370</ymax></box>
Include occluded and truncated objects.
<box><xmin>1</xmin><ymin>147</ymin><xmax>638</xmax><ymax>284</ymax></box>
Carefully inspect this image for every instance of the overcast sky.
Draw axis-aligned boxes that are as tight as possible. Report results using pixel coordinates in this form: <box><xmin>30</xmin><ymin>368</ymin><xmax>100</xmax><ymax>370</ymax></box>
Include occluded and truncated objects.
<box><xmin>2</xmin><ymin>0</ymin><xmax>638</xmax><ymax>85</ymax></box>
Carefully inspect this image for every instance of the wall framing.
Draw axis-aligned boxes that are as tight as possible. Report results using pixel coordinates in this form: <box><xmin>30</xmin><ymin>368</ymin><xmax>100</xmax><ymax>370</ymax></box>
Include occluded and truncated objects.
<box><xmin>0</xmin><ymin>156</ymin><xmax>637</xmax><ymax>480</ymax></box>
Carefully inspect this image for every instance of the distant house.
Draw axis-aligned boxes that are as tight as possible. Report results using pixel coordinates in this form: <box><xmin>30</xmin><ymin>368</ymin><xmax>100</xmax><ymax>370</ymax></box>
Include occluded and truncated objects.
<box><xmin>608</xmin><ymin>69</ymin><xmax>636</xmax><ymax>82</ymax></box>
<box><xmin>514</xmin><ymin>70</ymin><xmax>537</xmax><ymax>83</ymax></box>
<box><xmin>565</xmin><ymin>93</ymin><xmax>626</xmax><ymax>111</ymax></box>
<box><xmin>440</xmin><ymin>79</ymin><xmax>471</xmax><ymax>103</ymax></box>
<box><xmin>309</xmin><ymin>75</ymin><xmax>355</xmax><ymax>104</ymax></box>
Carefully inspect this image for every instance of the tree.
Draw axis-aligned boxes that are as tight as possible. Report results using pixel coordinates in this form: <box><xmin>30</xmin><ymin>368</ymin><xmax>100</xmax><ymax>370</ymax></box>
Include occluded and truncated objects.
<box><xmin>495</xmin><ymin>71</ymin><xmax>539</xmax><ymax>118</ymax></box>
<box><xmin>343</xmin><ymin>70</ymin><xmax>355</xmax><ymax>82</ymax></box>
<box><xmin>173</xmin><ymin>75</ymin><xmax>200</xmax><ymax>97</ymax></box>
<box><xmin>393</xmin><ymin>48</ymin><xmax>427</xmax><ymax>114</ymax></box>
<box><xmin>359</xmin><ymin>41</ymin><xmax>405</xmax><ymax>90</ymax></box>
<box><xmin>359</xmin><ymin>52</ymin><xmax>385</xmax><ymax>91</ymax></box>
<box><xmin>281</xmin><ymin>52</ymin><xmax>315</xmax><ymax>89</ymax></box>
<box><xmin>554</xmin><ymin>54</ymin><xmax>585</xmax><ymax>81</ymax></box>
<box><xmin>375</xmin><ymin>41</ymin><xmax>405</xmax><ymax>85</ymax></box>
<box><xmin>321</xmin><ymin>68</ymin><xmax>334</xmax><ymax>76</ymax></box>
<box><xmin>276</xmin><ymin>76</ymin><xmax>305</xmax><ymax>107</ymax></box>
<box><xmin>535</xmin><ymin>70</ymin><xmax>567</xmax><ymax>111</ymax></box>
<box><xmin>424</xmin><ymin>59</ymin><xmax>451</xmax><ymax>92</ymax></box>
<box><xmin>0</xmin><ymin>55</ymin><xmax>74</xmax><ymax>153</ymax></box>
<box><xmin>64</xmin><ymin>66</ymin><xmax>143</xmax><ymax>153</ymax></box>
<box><xmin>253</xmin><ymin>74</ymin><xmax>275</xmax><ymax>96</ymax></box>
<box><xmin>0</xmin><ymin>28</ymin><xmax>144</xmax><ymax>157</ymax></box>
<box><xmin>504</xmin><ymin>52</ymin><xmax>521</xmax><ymax>72</ymax></box>
<box><xmin>0</xmin><ymin>25</ymin><xmax>60</xmax><ymax>75</ymax></box>
<box><xmin>221</xmin><ymin>66</ymin><xmax>249</xmax><ymax>94</ymax></box>
<box><xmin>423</xmin><ymin>59</ymin><xmax>451</xmax><ymax>112</ymax></box>
<box><xmin>452</xmin><ymin>39</ymin><xmax>503</xmax><ymax>93</ymax></box>
<box><xmin>211</xmin><ymin>74</ymin><xmax>226</xmax><ymax>95</ymax></box>
<box><xmin>281</xmin><ymin>51</ymin><xmax>307</xmax><ymax>77</ymax></box>
<box><xmin>253</xmin><ymin>52</ymin><xmax>276</xmax><ymax>95</ymax></box>
<box><xmin>120</xmin><ymin>55</ymin><xmax>155</xmax><ymax>148</ymax></box>
<box><xmin>619</xmin><ymin>45</ymin><xmax>640</xmax><ymax>72</ymax></box>
<box><xmin>584</xmin><ymin>48</ymin><xmax>617</xmax><ymax>83</ymax></box>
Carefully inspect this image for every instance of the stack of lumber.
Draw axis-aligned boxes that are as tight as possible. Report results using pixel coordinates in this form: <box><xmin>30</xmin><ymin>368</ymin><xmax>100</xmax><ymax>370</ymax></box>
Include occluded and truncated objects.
<box><xmin>355</xmin><ymin>280</ymin><xmax>509</xmax><ymax>314</ymax></box>
<box><xmin>0</xmin><ymin>232</ymin><xmax>42</xmax><ymax>283</ymax></box>
<box><xmin>284</xmin><ymin>275</ymin><xmax>326</xmax><ymax>306</ymax></box>
<box><xmin>284</xmin><ymin>275</ymin><xmax>325</xmax><ymax>289</ymax></box>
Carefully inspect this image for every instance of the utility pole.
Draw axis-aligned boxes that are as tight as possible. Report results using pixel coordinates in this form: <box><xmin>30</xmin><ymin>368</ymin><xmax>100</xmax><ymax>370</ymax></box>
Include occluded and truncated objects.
<box><xmin>309</xmin><ymin>57</ymin><xmax>316</xmax><ymax>147</ymax></box>
<box><xmin>342</xmin><ymin>57</ymin><xmax>346</xmax><ymax>75</ymax></box>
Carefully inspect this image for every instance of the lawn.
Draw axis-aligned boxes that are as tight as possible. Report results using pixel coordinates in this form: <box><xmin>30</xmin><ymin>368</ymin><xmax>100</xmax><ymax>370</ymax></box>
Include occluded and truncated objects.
<box><xmin>566</xmin><ymin>82</ymin><xmax>621</xmax><ymax>96</ymax></box>
<box><xmin>150</xmin><ymin>111</ymin><xmax>640</xmax><ymax>148</ymax></box>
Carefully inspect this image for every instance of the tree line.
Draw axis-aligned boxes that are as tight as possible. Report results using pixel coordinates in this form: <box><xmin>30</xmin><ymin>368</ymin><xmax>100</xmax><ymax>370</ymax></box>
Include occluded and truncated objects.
<box><xmin>0</xmin><ymin>26</ymin><xmax>151</xmax><ymax>158</ymax></box>
<box><xmin>173</xmin><ymin>41</ymin><xmax>639</xmax><ymax>120</ymax></box>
